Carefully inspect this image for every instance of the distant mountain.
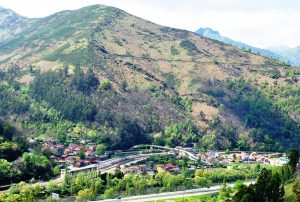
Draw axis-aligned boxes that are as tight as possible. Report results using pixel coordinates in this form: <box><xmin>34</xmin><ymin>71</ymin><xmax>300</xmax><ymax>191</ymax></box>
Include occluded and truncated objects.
<box><xmin>0</xmin><ymin>6</ymin><xmax>31</xmax><ymax>42</ymax></box>
<box><xmin>270</xmin><ymin>46</ymin><xmax>300</xmax><ymax>66</ymax></box>
<box><xmin>195</xmin><ymin>27</ymin><xmax>287</xmax><ymax>63</ymax></box>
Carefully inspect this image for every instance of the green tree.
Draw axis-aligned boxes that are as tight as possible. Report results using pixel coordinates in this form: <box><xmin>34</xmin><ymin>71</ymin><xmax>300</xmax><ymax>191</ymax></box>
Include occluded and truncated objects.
<box><xmin>232</xmin><ymin>168</ymin><xmax>284</xmax><ymax>202</ymax></box>
<box><xmin>21</xmin><ymin>153</ymin><xmax>52</xmax><ymax>180</ymax></box>
<box><xmin>266</xmin><ymin>173</ymin><xmax>284</xmax><ymax>202</ymax></box>
<box><xmin>5</xmin><ymin>182</ymin><xmax>42</xmax><ymax>202</ymax></box>
<box><xmin>0</xmin><ymin>159</ymin><xmax>15</xmax><ymax>185</ymax></box>
<box><xmin>233</xmin><ymin>180</ymin><xmax>244</xmax><ymax>191</ymax></box>
<box><xmin>153</xmin><ymin>133</ymin><xmax>165</xmax><ymax>146</ymax></box>
<box><xmin>232</xmin><ymin>184</ymin><xmax>255</xmax><ymax>202</ymax></box>
<box><xmin>293</xmin><ymin>180</ymin><xmax>300</xmax><ymax>202</ymax></box>
<box><xmin>71</xmin><ymin>65</ymin><xmax>86</xmax><ymax>92</ymax></box>
<box><xmin>217</xmin><ymin>180</ymin><xmax>232</xmax><ymax>201</ymax></box>
<box><xmin>225</xmin><ymin>149</ymin><xmax>230</xmax><ymax>154</ymax></box>
<box><xmin>255</xmin><ymin>168</ymin><xmax>272</xmax><ymax>201</ymax></box>
<box><xmin>71</xmin><ymin>67</ymin><xmax>99</xmax><ymax>93</ymax></box>
<box><xmin>53</xmin><ymin>166</ymin><xmax>61</xmax><ymax>176</ymax></box>
<box><xmin>85</xmin><ymin>68</ymin><xmax>99</xmax><ymax>89</ymax></box>
<box><xmin>96</xmin><ymin>144</ymin><xmax>106</xmax><ymax>156</ymax></box>
<box><xmin>116</xmin><ymin>116</ymin><xmax>149</xmax><ymax>149</ymax></box>
<box><xmin>194</xmin><ymin>176</ymin><xmax>209</xmax><ymax>187</ymax></box>
<box><xmin>102</xmin><ymin>187</ymin><xmax>116</xmax><ymax>199</ymax></box>
<box><xmin>76</xmin><ymin>188</ymin><xmax>95</xmax><ymax>202</ymax></box>
<box><xmin>46</xmin><ymin>180</ymin><xmax>60</xmax><ymax>194</ymax></box>
<box><xmin>57</xmin><ymin>133</ymin><xmax>67</xmax><ymax>145</ymax></box>
<box><xmin>94</xmin><ymin>178</ymin><xmax>104</xmax><ymax>194</ymax></box>
<box><xmin>0</xmin><ymin>141</ymin><xmax>22</xmax><ymax>161</ymax></box>
<box><xmin>287</xmin><ymin>148</ymin><xmax>299</xmax><ymax>170</ymax></box>
<box><xmin>78</xmin><ymin>151</ymin><xmax>85</xmax><ymax>160</ymax></box>
<box><xmin>100</xmin><ymin>79</ymin><xmax>112</xmax><ymax>91</ymax></box>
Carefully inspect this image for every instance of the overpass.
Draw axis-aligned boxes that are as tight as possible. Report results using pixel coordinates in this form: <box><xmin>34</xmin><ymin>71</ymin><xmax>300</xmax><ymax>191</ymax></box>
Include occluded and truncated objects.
<box><xmin>67</xmin><ymin>152</ymin><xmax>167</xmax><ymax>175</ymax></box>
<box><xmin>132</xmin><ymin>144</ymin><xmax>199</xmax><ymax>161</ymax></box>
<box><xmin>66</xmin><ymin>144</ymin><xmax>200</xmax><ymax>176</ymax></box>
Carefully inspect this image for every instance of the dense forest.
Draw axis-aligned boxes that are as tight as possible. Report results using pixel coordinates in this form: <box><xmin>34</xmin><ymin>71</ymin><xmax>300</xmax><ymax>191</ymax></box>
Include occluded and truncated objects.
<box><xmin>0</xmin><ymin>65</ymin><xmax>300</xmax><ymax>152</ymax></box>
<box><xmin>0</xmin><ymin>121</ymin><xmax>54</xmax><ymax>185</ymax></box>
<box><xmin>224</xmin><ymin>78</ymin><xmax>300</xmax><ymax>151</ymax></box>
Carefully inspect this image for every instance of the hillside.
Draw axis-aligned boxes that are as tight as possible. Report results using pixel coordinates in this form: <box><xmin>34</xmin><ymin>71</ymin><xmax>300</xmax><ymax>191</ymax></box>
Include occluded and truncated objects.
<box><xmin>0</xmin><ymin>4</ymin><xmax>299</xmax><ymax>151</ymax></box>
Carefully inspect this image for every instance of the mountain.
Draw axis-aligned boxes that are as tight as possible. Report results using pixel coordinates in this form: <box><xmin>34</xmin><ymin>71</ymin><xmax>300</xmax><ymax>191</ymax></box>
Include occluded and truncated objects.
<box><xmin>270</xmin><ymin>46</ymin><xmax>300</xmax><ymax>66</ymax></box>
<box><xmin>0</xmin><ymin>6</ymin><xmax>31</xmax><ymax>42</ymax></box>
<box><xmin>0</xmin><ymin>5</ymin><xmax>299</xmax><ymax>151</ymax></box>
<box><xmin>195</xmin><ymin>27</ymin><xmax>287</xmax><ymax>63</ymax></box>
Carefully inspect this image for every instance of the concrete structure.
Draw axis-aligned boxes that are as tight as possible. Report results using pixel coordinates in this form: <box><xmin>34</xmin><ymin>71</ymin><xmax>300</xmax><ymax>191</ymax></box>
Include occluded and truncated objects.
<box><xmin>132</xmin><ymin>145</ymin><xmax>199</xmax><ymax>161</ymax></box>
<box><xmin>60</xmin><ymin>169</ymin><xmax>66</xmax><ymax>181</ymax></box>
<box><xmin>67</xmin><ymin>152</ymin><xmax>167</xmax><ymax>175</ymax></box>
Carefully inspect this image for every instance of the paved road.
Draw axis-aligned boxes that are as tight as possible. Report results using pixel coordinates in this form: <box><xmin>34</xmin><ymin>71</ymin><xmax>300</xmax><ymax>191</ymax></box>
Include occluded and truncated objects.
<box><xmin>93</xmin><ymin>180</ymin><xmax>255</xmax><ymax>202</ymax></box>
<box><xmin>68</xmin><ymin>152</ymin><xmax>167</xmax><ymax>174</ymax></box>
<box><xmin>133</xmin><ymin>145</ymin><xmax>200</xmax><ymax>161</ymax></box>
<box><xmin>100</xmin><ymin>152</ymin><xmax>167</xmax><ymax>173</ymax></box>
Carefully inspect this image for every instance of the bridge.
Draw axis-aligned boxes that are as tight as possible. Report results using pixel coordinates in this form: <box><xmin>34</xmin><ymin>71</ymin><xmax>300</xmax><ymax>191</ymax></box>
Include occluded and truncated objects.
<box><xmin>65</xmin><ymin>144</ymin><xmax>199</xmax><ymax>176</ymax></box>
<box><xmin>67</xmin><ymin>152</ymin><xmax>167</xmax><ymax>175</ymax></box>
<box><xmin>132</xmin><ymin>144</ymin><xmax>200</xmax><ymax>161</ymax></box>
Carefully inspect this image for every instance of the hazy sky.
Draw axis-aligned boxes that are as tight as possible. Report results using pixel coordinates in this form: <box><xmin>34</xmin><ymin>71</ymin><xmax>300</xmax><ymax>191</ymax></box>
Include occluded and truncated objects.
<box><xmin>0</xmin><ymin>0</ymin><xmax>299</xmax><ymax>48</ymax></box>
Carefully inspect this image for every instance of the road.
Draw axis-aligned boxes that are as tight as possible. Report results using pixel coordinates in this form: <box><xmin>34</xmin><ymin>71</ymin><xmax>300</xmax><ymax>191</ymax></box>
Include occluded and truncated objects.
<box><xmin>133</xmin><ymin>145</ymin><xmax>200</xmax><ymax>161</ymax></box>
<box><xmin>93</xmin><ymin>180</ymin><xmax>255</xmax><ymax>202</ymax></box>
<box><xmin>68</xmin><ymin>143</ymin><xmax>204</xmax><ymax>175</ymax></box>
<box><xmin>68</xmin><ymin>152</ymin><xmax>168</xmax><ymax>174</ymax></box>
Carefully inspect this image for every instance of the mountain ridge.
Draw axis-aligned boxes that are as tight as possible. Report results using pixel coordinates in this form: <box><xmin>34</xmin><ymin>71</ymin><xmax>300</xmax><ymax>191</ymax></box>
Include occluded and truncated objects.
<box><xmin>270</xmin><ymin>46</ymin><xmax>300</xmax><ymax>66</ymax></box>
<box><xmin>0</xmin><ymin>5</ymin><xmax>31</xmax><ymax>42</ymax></box>
<box><xmin>195</xmin><ymin>27</ymin><xmax>289</xmax><ymax>64</ymax></box>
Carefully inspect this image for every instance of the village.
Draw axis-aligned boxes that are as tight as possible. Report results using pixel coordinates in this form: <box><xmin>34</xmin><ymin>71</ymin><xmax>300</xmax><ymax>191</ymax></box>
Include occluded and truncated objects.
<box><xmin>41</xmin><ymin>140</ymin><xmax>110</xmax><ymax>167</ymax></box>
<box><xmin>40</xmin><ymin>140</ymin><xmax>290</xmax><ymax>176</ymax></box>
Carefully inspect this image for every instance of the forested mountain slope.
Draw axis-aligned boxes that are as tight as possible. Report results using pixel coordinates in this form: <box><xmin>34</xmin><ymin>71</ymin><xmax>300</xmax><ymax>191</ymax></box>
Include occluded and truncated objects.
<box><xmin>0</xmin><ymin>4</ymin><xmax>299</xmax><ymax>151</ymax></box>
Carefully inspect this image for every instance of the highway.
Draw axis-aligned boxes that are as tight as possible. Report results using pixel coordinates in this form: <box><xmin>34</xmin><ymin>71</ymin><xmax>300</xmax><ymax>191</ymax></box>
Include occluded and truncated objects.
<box><xmin>68</xmin><ymin>152</ymin><xmax>168</xmax><ymax>174</ymax></box>
<box><xmin>67</xmin><ymin>144</ymin><xmax>203</xmax><ymax>174</ymax></box>
<box><xmin>133</xmin><ymin>145</ymin><xmax>200</xmax><ymax>161</ymax></box>
<box><xmin>93</xmin><ymin>180</ymin><xmax>255</xmax><ymax>202</ymax></box>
